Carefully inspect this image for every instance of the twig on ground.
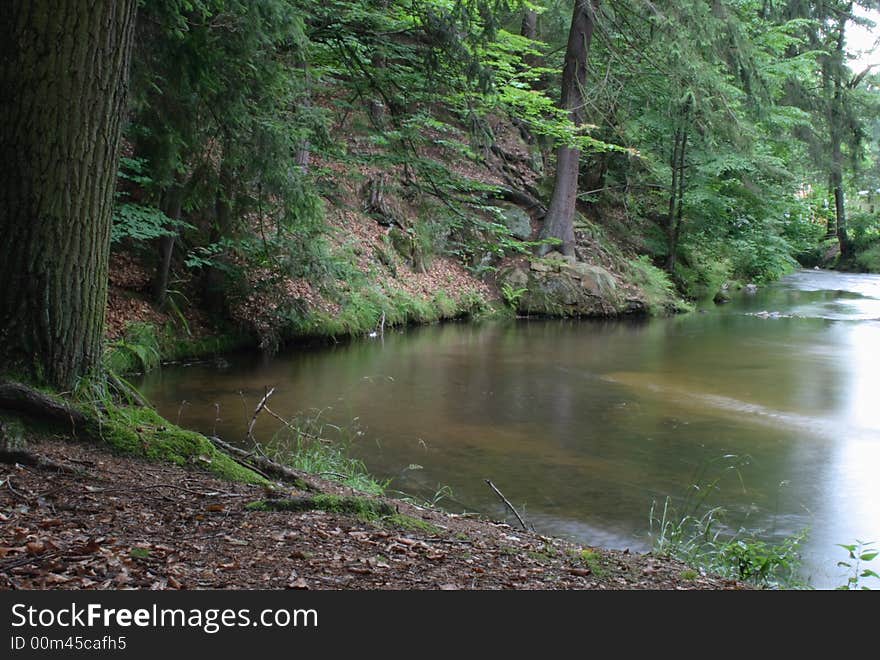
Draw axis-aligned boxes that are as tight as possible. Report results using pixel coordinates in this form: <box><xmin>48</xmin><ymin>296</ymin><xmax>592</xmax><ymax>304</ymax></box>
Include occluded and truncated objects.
<box><xmin>0</xmin><ymin>552</ymin><xmax>60</xmax><ymax>574</ymax></box>
<box><xmin>485</xmin><ymin>479</ymin><xmax>529</xmax><ymax>531</ymax></box>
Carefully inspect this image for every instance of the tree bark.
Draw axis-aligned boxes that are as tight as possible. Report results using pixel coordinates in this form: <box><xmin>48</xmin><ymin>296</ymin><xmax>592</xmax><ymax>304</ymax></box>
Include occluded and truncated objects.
<box><xmin>203</xmin><ymin>149</ymin><xmax>235</xmax><ymax>316</ymax></box>
<box><xmin>153</xmin><ymin>185</ymin><xmax>183</xmax><ymax>306</ymax></box>
<box><xmin>537</xmin><ymin>0</ymin><xmax>600</xmax><ymax>257</ymax></box>
<box><xmin>0</xmin><ymin>0</ymin><xmax>138</xmax><ymax>389</ymax></box>
<box><xmin>828</xmin><ymin>7</ymin><xmax>853</xmax><ymax>259</ymax></box>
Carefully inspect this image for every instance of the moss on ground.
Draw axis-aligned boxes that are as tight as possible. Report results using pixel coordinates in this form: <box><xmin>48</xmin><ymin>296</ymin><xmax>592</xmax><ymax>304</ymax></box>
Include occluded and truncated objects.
<box><xmin>246</xmin><ymin>494</ymin><xmax>395</xmax><ymax>518</ymax></box>
<box><xmin>95</xmin><ymin>404</ymin><xmax>267</xmax><ymax>485</ymax></box>
<box><xmin>383</xmin><ymin>513</ymin><xmax>442</xmax><ymax>535</ymax></box>
<box><xmin>570</xmin><ymin>547</ymin><xmax>606</xmax><ymax>576</ymax></box>
<box><xmin>281</xmin><ymin>284</ymin><xmax>491</xmax><ymax>342</ymax></box>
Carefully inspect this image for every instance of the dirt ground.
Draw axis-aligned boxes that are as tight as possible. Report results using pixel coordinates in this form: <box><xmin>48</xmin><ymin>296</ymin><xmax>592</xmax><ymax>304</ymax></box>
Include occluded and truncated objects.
<box><xmin>0</xmin><ymin>436</ymin><xmax>748</xmax><ymax>591</ymax></box>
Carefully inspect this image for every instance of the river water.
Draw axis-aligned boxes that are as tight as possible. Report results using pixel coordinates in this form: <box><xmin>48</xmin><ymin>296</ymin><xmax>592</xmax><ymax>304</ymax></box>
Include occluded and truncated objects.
<box><xmin>137</xmin><ymin>269</ymin><xmax>880</xmax><ymax>588</ymax></box>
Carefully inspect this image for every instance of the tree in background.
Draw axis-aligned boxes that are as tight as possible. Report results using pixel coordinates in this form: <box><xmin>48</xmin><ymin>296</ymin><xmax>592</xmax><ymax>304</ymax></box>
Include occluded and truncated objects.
<box><xmin>538</xmin><ymin>0</ymin><xmax>601</xmax><ymax>256</ymax></box>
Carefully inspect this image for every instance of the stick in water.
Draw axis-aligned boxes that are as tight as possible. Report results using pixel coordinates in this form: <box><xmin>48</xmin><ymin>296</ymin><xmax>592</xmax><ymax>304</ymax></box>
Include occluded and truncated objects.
<box><xmin>485</xmin><ymin>479</ymin><xmax>529</xmax><ymax>531</ymax></box>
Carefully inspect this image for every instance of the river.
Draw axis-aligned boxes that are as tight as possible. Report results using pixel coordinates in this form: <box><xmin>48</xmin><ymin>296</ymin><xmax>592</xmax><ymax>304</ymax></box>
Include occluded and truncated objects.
<box><xmin>137</xmin><ymin>269</ymin><xmax>880</xmax><ymax>588</ymax></box>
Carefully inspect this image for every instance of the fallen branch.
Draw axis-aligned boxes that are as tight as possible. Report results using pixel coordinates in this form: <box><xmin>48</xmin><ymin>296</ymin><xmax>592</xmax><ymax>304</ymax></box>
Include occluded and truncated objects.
<box><xmin>0</xmin><ymin>551</ymin><xmax>60</xmax><ymax>575</ymax></box>
<box><xmin>485</xmin><ymin>479</ymin><xmax>529</xmax><ymax>531</ymax></box>
<box><xmin>0</xmin><ymin>451</ymin><xmax>88</xmax><ymax>476</ymax></box>
<box><xmin>246</xmin><ymin>387</ymin><xmax>276</xmax><ymax>442</ymax></box>
<box><xmin>207</xmin><ymin>435</ymin><xmax>320</xmax><ymax>492</ymax></box>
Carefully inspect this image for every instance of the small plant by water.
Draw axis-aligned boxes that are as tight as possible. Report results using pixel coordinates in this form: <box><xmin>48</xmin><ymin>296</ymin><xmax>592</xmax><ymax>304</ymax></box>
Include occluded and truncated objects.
<box><xmin>836</xmin><ymin>540</ymin><xmax>880</xmax><ymax>590</ymax></box>
<box><xmin>267</xmin><ymin>410</ymin><xmax>389</xmax><ymax>496</ymax></box>
<box><xmin>648</xmin><ymin>455</ymin><xmax>807</xmax><ymax>589</ymax></box>
<box><xmin>500</xmin><ymin>282</ymin><xmax>527</xmax><ymax>309</ymax></box>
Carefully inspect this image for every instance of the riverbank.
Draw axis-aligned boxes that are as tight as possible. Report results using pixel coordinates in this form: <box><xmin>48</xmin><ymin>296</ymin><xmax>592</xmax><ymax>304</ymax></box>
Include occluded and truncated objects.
<box><xmin>0</xmin><ymin>433</ymin><xmax>747</xmax><ymax>590</ymax></box>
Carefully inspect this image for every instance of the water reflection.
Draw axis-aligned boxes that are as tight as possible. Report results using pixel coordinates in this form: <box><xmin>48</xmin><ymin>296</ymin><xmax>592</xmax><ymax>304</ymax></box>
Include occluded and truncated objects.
<box><xmin>138</xmin><ymin>270</ymin><xmax>880</xmax><ymax>588</ymax></box>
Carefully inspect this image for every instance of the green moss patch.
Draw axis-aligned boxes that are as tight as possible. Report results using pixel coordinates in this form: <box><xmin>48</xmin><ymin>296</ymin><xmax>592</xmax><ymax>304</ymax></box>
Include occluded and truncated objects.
<box><xmin>96</xmin><ymin>405</ymin><xmax>267</xmax><ymax>485</ymax></box>
<box><xmin>246</xmin><ymin>494</ymin><xmax>395</xmax><ymax>519</ymax></box>
<box><xmin>383</xmin><ymin>514</ymin><xmax>442</xmax><ymax>535</ymax></box>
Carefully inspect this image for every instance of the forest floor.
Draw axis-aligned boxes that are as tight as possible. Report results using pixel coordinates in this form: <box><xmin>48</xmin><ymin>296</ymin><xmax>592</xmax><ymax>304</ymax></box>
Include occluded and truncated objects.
<box><xmin>0</xmin><ymin>435</ymin><xmax>749</xmax><ymax>590</ymax></box>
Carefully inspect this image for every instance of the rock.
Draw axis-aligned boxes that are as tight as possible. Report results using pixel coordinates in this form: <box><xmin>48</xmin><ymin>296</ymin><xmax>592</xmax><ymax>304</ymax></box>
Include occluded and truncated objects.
<box><xmin>623</xmin><ymin>298</ymin><xmax>648</xmax><ymax>315</ymax></box>
<box><xmin>744</xmin><ymin>283</ymin><xmax>758</xmax><ymax>295</ymax></box>
<box><xmin>502</xmin><ymin>258</ymin><xmax>620</xmax><ymax>317</ymax></box>
<box><xmin>713</xmin><ymin>291</ymin><xmax>730</xmax><ymax>305</ymax></box>
<box><xmin>545</xmin><ymin>250</ymin><xmax>576</xmax><ymax>266</ymax></box>
<box><xmin>503</xmin><ymin>266</ymin><xmax>529</xmax><ymax>289</ymax></box>
<box><xmin>530</xmin><ymin>259</ymin><xmax>553</xmax><ymax>273</ymax></box>
<box><xmin>573</xmin><ymin>264</ymin><xmax>616</xmax><ymax>297</ymax></box>
<box><xmin>494</xmin><ymin>202</ymin><xmax>533</xmax><ymax>240</ymax></box>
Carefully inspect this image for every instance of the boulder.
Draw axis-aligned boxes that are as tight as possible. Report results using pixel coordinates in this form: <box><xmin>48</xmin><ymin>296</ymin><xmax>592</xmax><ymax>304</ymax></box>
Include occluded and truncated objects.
<box><xmin>499</xmin><ymin>258</ymin><xmax>621</xmax><ymax>317</ymax></box>
<box><xmin>494</xmin><ymin>203</ymin><xmax>533</xmax><ymax>240</ymax></box>
<box><xmin>714</xmin><ymin>290</ymin><xmax>731</xmax><ymax>304</ymax></box>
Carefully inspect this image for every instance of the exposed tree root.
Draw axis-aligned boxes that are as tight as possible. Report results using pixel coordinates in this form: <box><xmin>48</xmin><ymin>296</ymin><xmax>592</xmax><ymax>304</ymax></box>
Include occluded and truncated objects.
<box><xmin>488</xmin><ymin>186</ymin><xmax>547</xmax><ymax>217</ymax></box>
<box><xmin>0</xmin><ymin>381</ymin><xmax>88</xmax><ymax>434</ymax></box>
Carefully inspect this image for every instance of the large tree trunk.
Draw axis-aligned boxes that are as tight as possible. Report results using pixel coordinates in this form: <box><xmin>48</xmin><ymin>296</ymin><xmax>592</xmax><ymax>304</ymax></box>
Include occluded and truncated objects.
<box><xmin>537</xmin><ymin>0</ymin><xmax>599</xmax><ymax>257</ymax></box>
<box><xmin>0</xmin><ymin>0</ymin><xmax>138</xmax><ymax>389</ymax></box>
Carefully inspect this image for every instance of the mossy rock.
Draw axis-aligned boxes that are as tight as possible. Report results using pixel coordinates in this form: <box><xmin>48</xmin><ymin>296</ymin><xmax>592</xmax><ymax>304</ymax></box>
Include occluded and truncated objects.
<box><xmin>498</xmin><ymin>255</ymin><xmax>622</xmax><ymax>317</ymax></box>
<box><xmin>494</xmin><ymin>202</ymin><xmax>532</xmax><ymax>240</ymax></box>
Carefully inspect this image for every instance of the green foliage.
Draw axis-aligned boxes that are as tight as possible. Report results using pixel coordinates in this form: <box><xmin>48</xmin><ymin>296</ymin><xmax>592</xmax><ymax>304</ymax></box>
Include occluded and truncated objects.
<box><xmin>626</xmin><ymin>256</ymin><xmax>682</xmax><ymax>314</ymax></box>
<box><xmin>104</xmin><ymin>323</ymin><xmax>161</xmax><ymax>373</ymax></box>
<box><xmin>111</xmin><ymin>203</ymin><xmax>178</xmax><ymax>244</ymax></box>
<box><xmin>104</xmin><ymin>320</ymin><xmax>249</xmax><ymax>375</ymax></box>
<box><xmin>112</xmin><ymin>158</ymin><xmax>191</xmax><ymax>244</ymax></box>
<box><xmin>571</xmin><ymin>548</ymin><xmax>606</xmax><ymax>576</ymax></box>
<box><xmin>673</xmin><ymin>246</ymin><xmax>732</xmax><ymax>302</ymax></box>
<box><xmin>267</xmin><ymin>411</ymin><xmax>389</xmax><ymax>495</ymax></box>
<box><xmin>649</xmin><ymin>455</ymin><xmax>807</xmax><ymax>588</ymax></box>
<box><xmin>850</xmin><ymin>211</ymin><xmax>880</xmax><ymax>250</ymax></box>
<box><xmin>500</xmin><ymin>282</ymin><xmax>527</xmax><ymax>308</ymax></box>
<box><xmin>837</xmin><ymin>540</ymin><xmax>880</xmax><ymax>590</ymax></box>
<box><xmin>854</xmin><ymin>242</ymin><xmax>880</xmax><ymax>273</ymax></box>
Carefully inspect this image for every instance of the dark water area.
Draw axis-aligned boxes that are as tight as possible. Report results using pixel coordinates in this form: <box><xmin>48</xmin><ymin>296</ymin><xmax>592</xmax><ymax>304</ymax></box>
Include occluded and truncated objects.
<box><xmin>137</xmin><ymin>270</ymin><xmax>880</xmax><ymax>588</ymax></box>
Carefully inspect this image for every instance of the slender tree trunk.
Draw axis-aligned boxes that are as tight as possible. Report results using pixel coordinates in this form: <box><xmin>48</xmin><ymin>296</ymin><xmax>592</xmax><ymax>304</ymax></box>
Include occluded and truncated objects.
<box><xmin>521</xmin><ymin>9</ymin><xmax>540</xmax><ymax>71</ymax></box>
<box><xmin>521</xmin><ymin>9</ymin><xmax>538</xmax><ymax>40</ymax></box>
<box><xmin>203</xmin><ymin>150</ymin><xmax>235</xmax><ymax>316</ymax></box>
<box><xmin>538</xmin><ymin>0</ymin><xmax>600</xmax><ymax>257</ymax></box>
<box><xmin>666</xmin><ymin>130</ymin><xmax>682</xmax><ymax>272</ymax></box>
<box><xmin>294</xmin><ymin>60</ymin><xmax>311</xmax><ymax>172</ymax></box>
<box><xmin>830</xmin><ymin>97</ymin><xmax>851</xmax><ymax>258</ymax></box>
<box><xmin>829</xmin><ymin>8</ymin><xmax>853</xmax><ymax>259</ymax></box>
<box><xmin>0</xmin><ymin>0</ymin><xmax>138</xmax><ymax>389</ymax></box>
<box><xmin>153</xmin><ymin>185</ymin><xmax>183</xmax><ymax>306</ymax></box>
<box><xmin>669</xmin><ymin>126</ymin><xmax>688</xmax><ymax>272</ymax></box>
